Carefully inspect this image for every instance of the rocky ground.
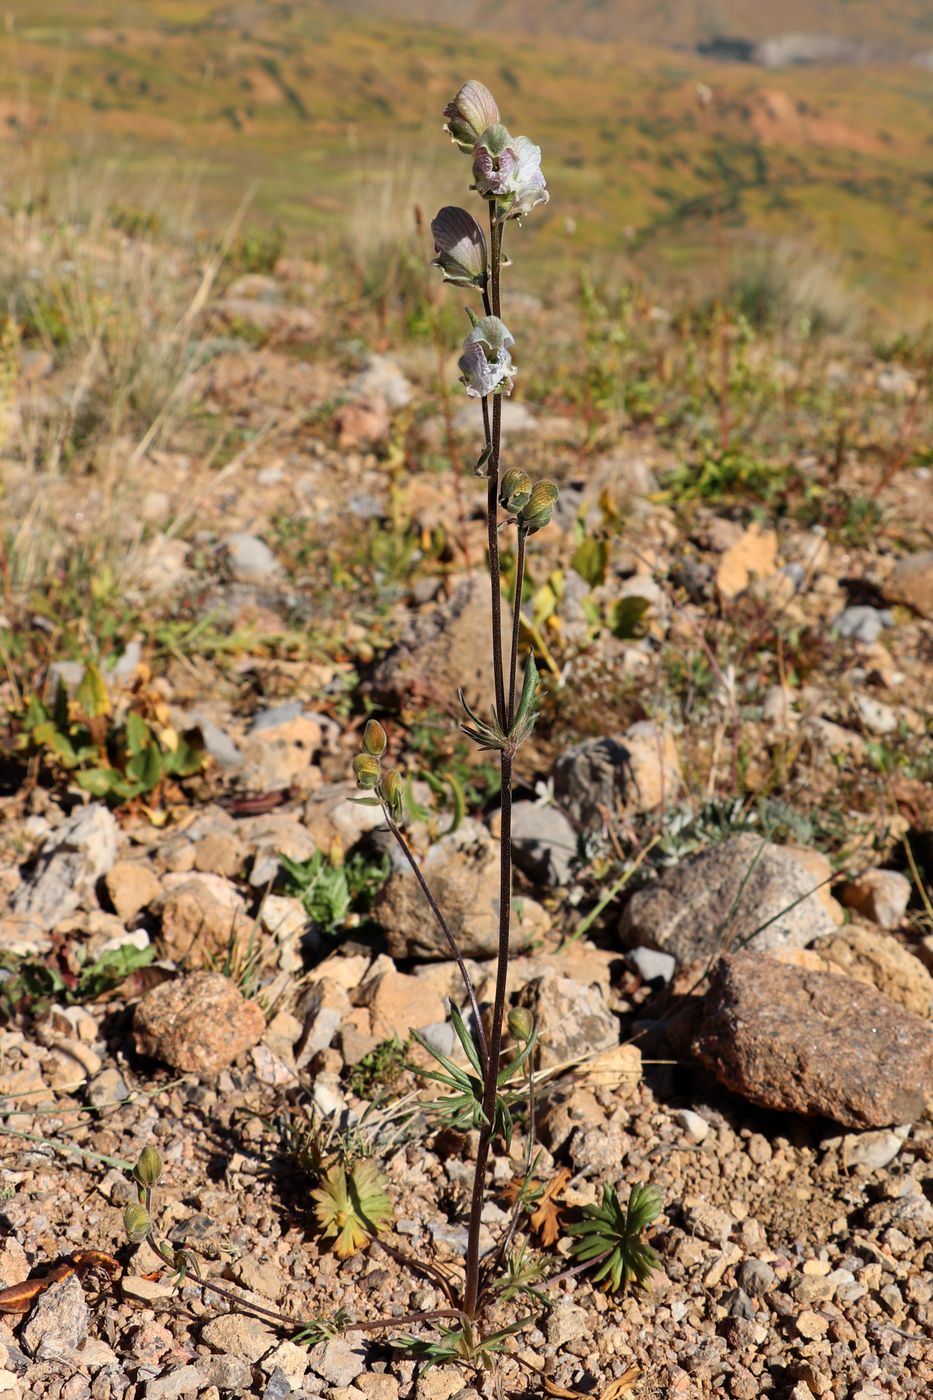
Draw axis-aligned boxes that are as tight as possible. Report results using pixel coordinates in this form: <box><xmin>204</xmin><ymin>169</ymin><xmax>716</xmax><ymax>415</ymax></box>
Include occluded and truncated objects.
<box><xmin>0</xmin><ymin>240</ymin><xmax>932</xmax><ymax>1400</ymax></box>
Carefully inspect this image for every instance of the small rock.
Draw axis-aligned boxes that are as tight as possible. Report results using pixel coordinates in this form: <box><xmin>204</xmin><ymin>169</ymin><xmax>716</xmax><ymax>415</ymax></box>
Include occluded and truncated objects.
<box><xmin>197</xmin><ymin>1356</ymin><xmax>253</xmax><ymax>1391</ymax></box>
<box><xmin>737</xmin><ymin>1259</ymin><xmax>775</xmax><ymax>1296</ymax></box>
<box><xmin>517</xmin><ymin>972</ymin><xmax>619</xmax><ymax>1069</ymax></box>
<box><xmin>830</xmin><ymin>606</ymin><xmax>893</xmax><ymax>645</ymax></box>
<box><xmin>134</xmin><ymin>973</ymin><xmax>265</xmax><ymax>1075</ymax></box>
<box><xmin>552</xmin><ymin>724</ymin><xmax>681</xmax><ymax>832</ymax></box>
<box><xmin>157</xmin><ymin>875</ymin><xmax>247</xmax><ymax>967</ymax></box>
<box><xmin>183</xmin><ymin>712</ymin><xmax>243</xmax><ymax>770</ymax></box>
<box><xmin>308</xmin><ymin>1336</ymin><xmax>367</xmax><ymax>1387</ymax></box>
<box><xmin>839</xmin><ymin>1128</ymin><xmax>906</xmax><ymax>1172</ymax></box>
<box><xmin>193</xmin><ymin>831</ymin><xmax>247</xmax><ymax>879</ymax></box>
<box><xmin>683</xmin><ymin>1200</ymin><xmax>736</xmax><ymax>1244</ymax></box>
<box><xmin>356</xmin><ymin>1375</ymin><xmax>400</xmax><ymax>1400</ymax></box>
<box><xmin>21</xmin><ymin>1275</ymin><xmax>88</xmax><ymax>1359</ymax></box>
<box><xmin>143</xmin><ymin>1365</ymin><xmax>201</xmax><ymax>1399</ymax></box>
<box><xmin>200</xmin><ymin>1313</ymin><xmax>277</xmax><ymax>1361</ymax></box>
<box><xmin>350</xmin><ymin>353</ymin><xmax>412</xmax><ymax>409</ymax></box>
<box><xmin>295</xmin><ymin>978</ymin><xmax>351</xmax><ymax>1064</ymax></box>
<box><xmin>838</xmin><ymin>870</ymin><xmax>911</xmax><ymax>931</ymax></box>
<box><xmin>546</xmin><ymin>1300</ymin><xmax>589</xmax><ymax>1348</ymax></box>
<box><xmin>376</xmin><ymin>819</ymin><xmax>501</xmax><ymax>960</ymax></box>
<box><xmin>261</xmin><ymin>1341</ymin><xmax>308</xmax><ymax>1386</ymax></box>
<box><xmin>225</xmin><ymin>532</ymin><xmax>281</xmax><ymax>582</ymax></box>
<box><xmin>852</xmin><ymin>693</ymin><xmax>898</xmax><ymax>736</ymax></box>
<box><xmin>682</xmin><ymin>952</ymin><xmax>933</xmax><ymax>1127</ymax></box>
<box><xmin>121</xmin><ymin>1276</ymin><xmax>176</xmax><ymax>1303</ymax></box>
<box><xmin>510</xmin><ymin>802</ymin><xmax>578</xmax><ymax>887</ymax></box>
<box><xmin>674</xmin><ymin>1109</ymin><xmax>709</xmax><ymax>1143</ymax></box>
<box><xmin>884</xmin><ymin>549</ymin><xmax>933</xmax><ymax>618</ymax></box>
<box><xmin>12</xmin><ymin>805</ymin><xmax>118</xmax><ymax>931</ymax></box>
<box><xmin>619</xmin><ymin>835</ymin><xmax>838</xmax><ymax>965</ymax></box>
<box><xmin>232</xmin><ymin>1256</ymin><xmax>288</xmax><ymax>1302</ymax></box>
<box><xmin>260</xmin><ymin>1366</ymin><xmax>294</xmax><ymax>1400</ymax></box>
<box><xmin>356</xmin><ymin>971</ymin><xmax>446</xmax><ymax>1041</ymax></box>
<box><xmin>105</xmin><ymin>861</ymin><xmax>163</xmax><ymax>922</ymax></box>
<box><xmin>628</xmin><ymin>946</ymin><xmax>677</xmax><ymax>985</ymax></box>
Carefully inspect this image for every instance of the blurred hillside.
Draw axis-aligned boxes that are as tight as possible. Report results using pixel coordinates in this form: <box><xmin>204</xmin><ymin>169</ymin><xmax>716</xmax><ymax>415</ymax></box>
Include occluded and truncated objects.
<box><xmin>1</xmin><ymin>1</ymin><xmax>931</xmax><ymax>324</ymax></box>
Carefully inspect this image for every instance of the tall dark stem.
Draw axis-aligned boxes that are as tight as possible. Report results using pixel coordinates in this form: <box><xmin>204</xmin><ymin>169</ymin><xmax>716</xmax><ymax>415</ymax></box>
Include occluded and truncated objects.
<box><xmin>385</xmin><ymin>812</ymin><xmax>487</xmax><ymax>1068</ymax></box>
<box><xmin>463</xmin><ymin>202</ymin><xmax>513</xmax><ymax>1320</ymax></box>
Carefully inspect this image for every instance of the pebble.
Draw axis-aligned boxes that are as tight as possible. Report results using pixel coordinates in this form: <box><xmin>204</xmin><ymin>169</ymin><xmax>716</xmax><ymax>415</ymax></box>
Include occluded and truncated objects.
<box><xmin>839</xmin><ymin>1128</ymin><xmax>907</xmax><ymax>1172</ymax></box>
<box><xmin>628</xmin><ymin>946</ymin><xmax>677</xmax><ymax>985</ymax></box>
<box><xmin>133</xmin><ymin>972</ymin><xmax>265</xmax><ymax>1075</ymax></box>
<box><xmin>225</xmin><ymin>532</ymin><xmax>281</xmax><ymax>582</ymax></box>
<box><xmin>674</xmin><ymin>1109</ymin><xmax>709</xmax><ymax>1143</ymax></box>
<box><xmin>839</xmin><ymin>869</ymin><xmax>911</xmax><ymax>931</ymax></box>
<box><xmin>12</xmin><ymin>804</ymin><xmax>118</xmax><ymax>931</ymax></box>
<box><xmin>830</xmin><ymin>606</ymin><xmax>893</xmax><ymax>645</ymax></box>
<box><xmin>510</xmin><ymin>801</ymin><xmax>579</xmax><ymax>887</ymax></box>
<box><xmin>142</xmin><ymin>1365</ymin><xmax>201</xmax><ymax>1399</ymax></box>
<box><xmin>737</xmin><ymin>1259</ymin><xmax>775</xmax><ymax>1296</ymax></box>
<box><xmin>21</xmin><ymin>1275</ymin><xmax>88</xmax><ymax>1359</ymax></box>
<box><xmin>308</xmin><ymin>1337</ymin><xmax>367</xmax><ymax>1387</ymax></box>
<box><xmin>200</xmin><ymin>1314</ymin><xmax>277</xmax><ymax>1362</ymax></box>
<box><xmin>853</xmin><ymin>693</ymin><xmax>898</xmax><ymax>736</ymax></box>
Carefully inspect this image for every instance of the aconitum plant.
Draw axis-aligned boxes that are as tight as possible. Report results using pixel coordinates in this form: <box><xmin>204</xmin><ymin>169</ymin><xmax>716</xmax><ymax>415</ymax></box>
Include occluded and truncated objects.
<box><xmin>349</xmin><ymin>80</ymin><xmax>659</xmax><ymax>1360</ymax></box>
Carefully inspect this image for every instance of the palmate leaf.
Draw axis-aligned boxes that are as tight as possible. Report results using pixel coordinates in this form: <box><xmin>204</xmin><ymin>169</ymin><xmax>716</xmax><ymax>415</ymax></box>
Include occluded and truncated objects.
<box><xmin>566</xmin><ymin>1183</ymin><xmax>662</xmax><ymax>1294</ymax></box>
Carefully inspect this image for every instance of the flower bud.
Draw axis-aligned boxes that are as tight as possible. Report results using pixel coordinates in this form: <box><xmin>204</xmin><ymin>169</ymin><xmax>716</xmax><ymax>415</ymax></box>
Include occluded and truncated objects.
<box><xmin>352</xmin><ymin>753</ymin><xmax>381</xmax><ymax>789</ymax></box>
<box><xmin>507</xmin><ymin>1006</ymin><xmax>534</xmax><ymax>1041</ymax></box>
<box><xmin>443</xmin><ymin>80</ymin><xmax>500</xmax><ymax>153</ymax></box>
<box><xmin>380</xmin><ymin>768</ymin><xmax>403</xmax><ymax>815</ymax></box>
<box><xmin>133</xmin><ymin>1146</ymin><xmax>164</xmax><ymax>1189</ymax></box>
<box><xmin>362</xmin><ymin>719</ymin><xmax>387</xmax><ymax>758</ymax></box>
<box><xmin>499</xmin><ymin>468</ymin><xmax>532</xmax><ymax>514</ymax></box>
<box><xmin>431</xmin><ymin>207</ymin><xmax>487</xmax><ymax>289</ymax></box>
<box><xmin>124</xmin><ymin>1203</ymin><xmax>152</xmax><ymax>1242</ymax></box>
<box><xmin>519</xmin><ymin>479</ymin><xmax>559</xmax><ymax>535</ymax></box>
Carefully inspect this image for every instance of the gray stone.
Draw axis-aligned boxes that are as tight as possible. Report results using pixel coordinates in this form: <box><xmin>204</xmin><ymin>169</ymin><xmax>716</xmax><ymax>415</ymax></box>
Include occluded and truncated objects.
<box><xmin>13</xmin><ymin>804</ymin><xmax>118</xmax><ymax>930</ymax></box>
<box><xmin>674</xmin><ymin>1109</ymin><xmax>709</xmax><ymax>1143</ymax></box>
<box><xmin>376</xmin><ymin>819</ymin><xmax>501</xmax><ymax>960</ymax></box>
<box><xmin>517</xmin><ymin>971</ymin><xmax>619</xmax><ymax>1069</ymax></box>
<box><xmin>183</xmin><ymin>712</ymin><xmax>243</xmax><ymax>769</ymax></box>
<box><xmin>350</xmin><ymin>353</ymin><xmax>411</xmax><ymax>409</ymax></box>
<box><xmin>308</xmin><ymin>1337</ymin><xmax>367</xmax><ymax>1387</ymax></box>
<box><xmin>853</xmin><ymin>694</ymin><xmax>897</xmax><ymax>735</ymax></box>
<box><xmin>21</xmin><ymin>1274</ymin><xmax>88</xmax><ymax>1359</ymax></box>
<box><xmin>619</xmin><ymin>834</ymin><xmax>838</xmax><ymax>965</ymax></box>
<box><xmin>143</xmin><ymin>1365</ymin><xmax>201</xmax><ymax>1399</ymax></box>
<box><xmin>510</xmin><ymin>802</ymin><xmax>578</xmax><ymax>887</ymax></box>
<box><xmin>546</xmin><ymin>1301</ymin><xmax>589</xmax><ymax>1348</ymax></box>
<box><xmin>262</xmin><ymin>1369</ymin><xmax>294</xmax><ymax>1400</ymax></box>
<box><xmin>225</xmin><ymin>532</ymin><xmax>280</xmax><ymax>582</ymax></box>
<box><xmin>830</xmin><ymin>606</ymin><xmax>893</xmax><ymax>644</ymax></box>
<box><xmin>552</xmin><ymin>727</ymin><xmax>681</xmax><ymax>832</ymax></box>
<box><xmin>628</xmin><ymin>946</ymin><xmax>677</xmax><ymax>985</ymax></box>
<box><xmin>737</xmin><ymin>1259</ymin><xmax>775</xmax><ymax>1296</ymax></box>
<box><xmin>249</xmin><ymin>701</ymin><xmax>304</xmax><ymax>733</ymax></box>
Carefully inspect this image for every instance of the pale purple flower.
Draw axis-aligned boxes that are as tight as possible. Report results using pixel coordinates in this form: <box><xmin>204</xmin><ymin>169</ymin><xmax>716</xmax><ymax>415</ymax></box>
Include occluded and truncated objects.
<box><xmin>472</xmin><ymin>128</ymin><xmax>549</xmax><ymax>222</ymax></box>
<box><xmin>431</xmin><ymin>206</ymin><xmax>488</xmax><ymax>289</ymax></box>
<box><xmin>458</xmin><ymin>315</ymin><xmax>516</xmax><ymax>398</ymax></box>
<box><xmin>443</xmin><ymin>80</ymin><xmax>500</xmax><ymax>153</ymax></box>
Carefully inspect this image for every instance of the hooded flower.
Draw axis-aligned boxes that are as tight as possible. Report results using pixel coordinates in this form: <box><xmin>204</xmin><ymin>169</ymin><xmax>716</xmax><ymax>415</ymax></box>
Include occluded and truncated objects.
<box><xmin>431</xmin><ymin>206</ymin><xmax>488</xmax><ymax>289</ymax></box>
<box><xmin>472</xmin><ymin>128</ymin><xmax>548</xmax><ymax>222</ymax></box>
<box><xmin>458</xmin><ymin>315</ymin><xmax>516</xmax><ymax>398</ymax></box>
<box><xmin>443</xmin><ymin>79</ymin><xmax>500</xmax><ymax>153</ymax></box>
